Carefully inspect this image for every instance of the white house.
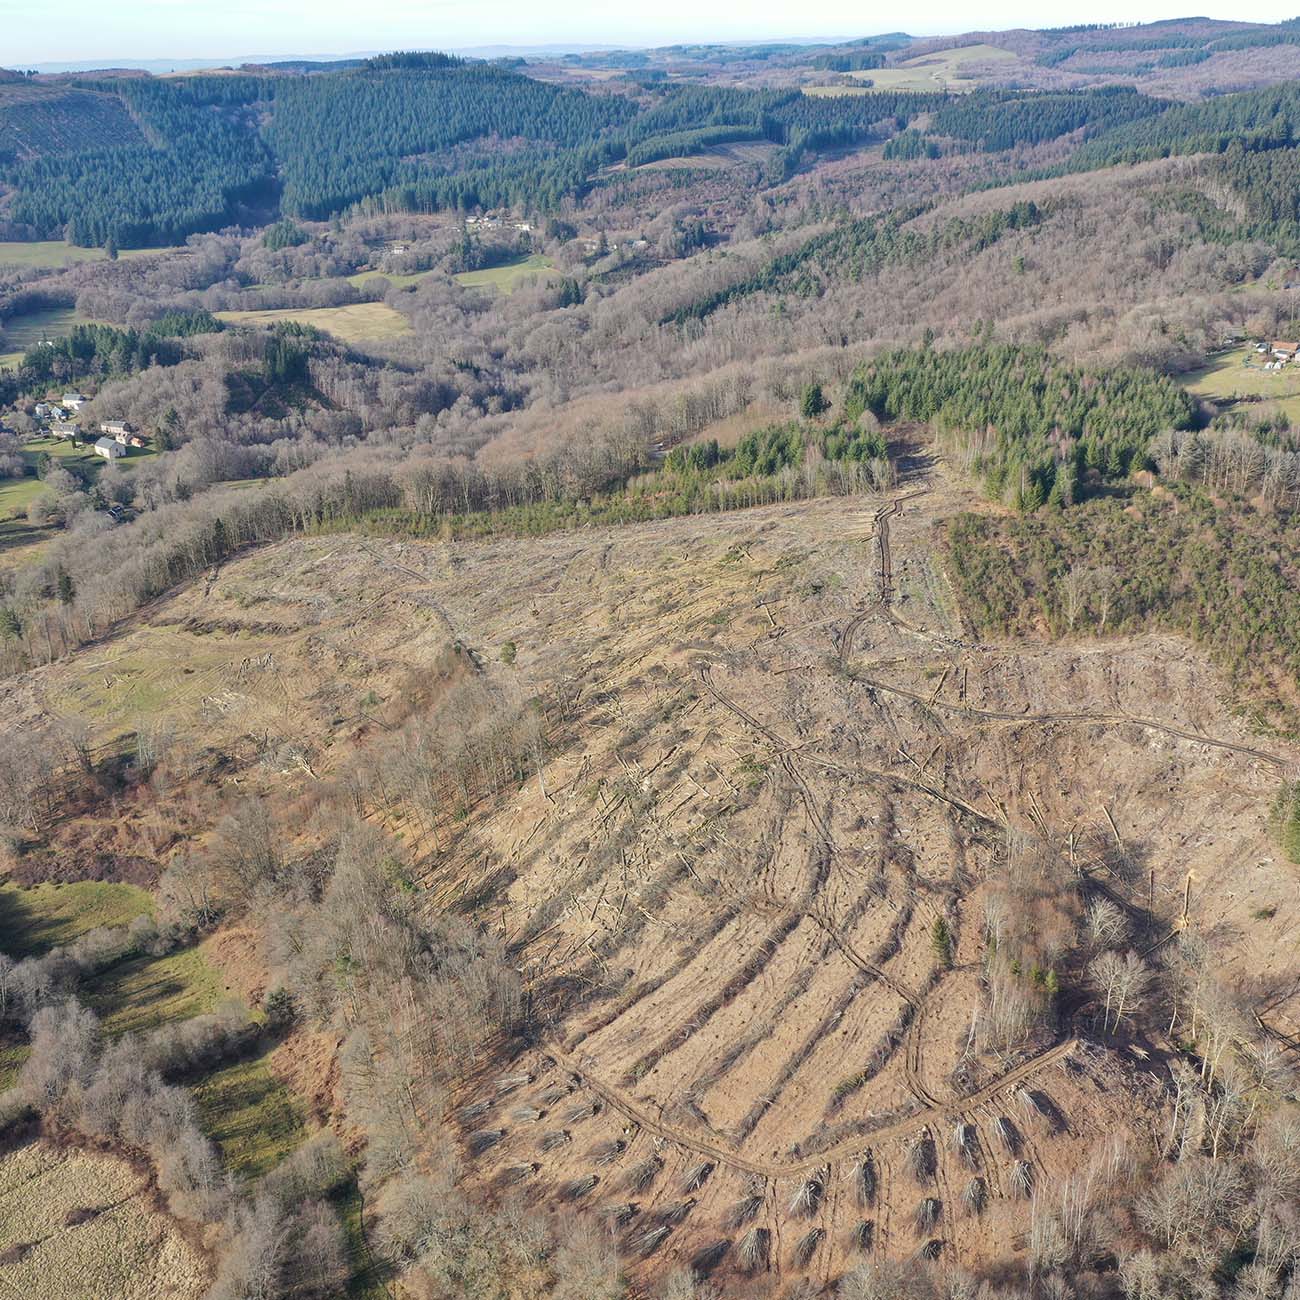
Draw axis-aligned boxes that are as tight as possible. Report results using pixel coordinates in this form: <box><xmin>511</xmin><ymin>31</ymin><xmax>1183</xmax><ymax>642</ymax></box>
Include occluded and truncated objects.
<box><xmin>62</xmin><ymin>392</ymin><xmax>87</xmax><ymax>410</ymax></box>
<box><xmin>94</xmin><ymin>436</ymin><xmax>125</xmax><ymax>460</ymax></box>
<box><xmin>49</xmin><ymin>421</ymin><xmax>79</xmax><ymax>439</ymax></box>
<box><xmin>99</xmin><ymin>420</ymin><xmax>131</xmax><ymax>438</ymax></box>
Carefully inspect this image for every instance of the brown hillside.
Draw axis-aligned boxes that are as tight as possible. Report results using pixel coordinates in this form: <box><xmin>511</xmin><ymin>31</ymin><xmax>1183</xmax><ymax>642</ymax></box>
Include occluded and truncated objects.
<box><xmin>3</xmin><ymin>464</ymin><xmax>1294</xmax><ymax>1288</ymax></box>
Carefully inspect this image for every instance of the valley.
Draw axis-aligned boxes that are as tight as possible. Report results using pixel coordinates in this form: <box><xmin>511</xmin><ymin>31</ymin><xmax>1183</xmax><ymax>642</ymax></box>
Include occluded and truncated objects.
<box><xmin>3</xmin><ymin>17</ymin><xmax>1300</xmax><ymax>1300</ymax></box>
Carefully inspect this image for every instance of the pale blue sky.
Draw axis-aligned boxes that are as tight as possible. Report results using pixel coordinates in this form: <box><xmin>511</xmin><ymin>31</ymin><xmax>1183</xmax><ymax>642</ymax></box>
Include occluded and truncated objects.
<box><xmin>4</xmin><ymin>0</ymin><xmax>1300</xmax><ymax>66</ymax></box>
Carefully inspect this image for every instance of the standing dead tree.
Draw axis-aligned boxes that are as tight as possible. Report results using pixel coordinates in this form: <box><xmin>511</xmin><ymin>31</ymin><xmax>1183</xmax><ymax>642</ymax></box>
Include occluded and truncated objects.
<box><xmin>1089</xmin><ymin>949</ymin><xmax>1150</xmax><ymax>1035</ymax></box>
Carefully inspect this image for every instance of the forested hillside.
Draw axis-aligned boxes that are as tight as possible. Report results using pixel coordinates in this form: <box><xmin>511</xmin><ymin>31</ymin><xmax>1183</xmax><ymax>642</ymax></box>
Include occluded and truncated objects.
<box><xmin>7</xmin><ymin>38</ymin><xmax>1300</xmax><ymax>248</ymax></box>
<box><xmin>0</xmin><ymin>63</ymin><xmax>945</xmax><ymax>246</ymax></box>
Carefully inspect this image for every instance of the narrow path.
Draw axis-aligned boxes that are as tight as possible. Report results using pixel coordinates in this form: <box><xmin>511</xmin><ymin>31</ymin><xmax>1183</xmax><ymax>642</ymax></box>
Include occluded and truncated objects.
<box><xmin>853</xmin><ymin>675</ymin><xmax>1291</xmax><ymax>772</ymax></box>
<box><xmin>542</xmin><ymin>1037</ymin><xmax>1077</xmax><ymax>1180</ymax></box>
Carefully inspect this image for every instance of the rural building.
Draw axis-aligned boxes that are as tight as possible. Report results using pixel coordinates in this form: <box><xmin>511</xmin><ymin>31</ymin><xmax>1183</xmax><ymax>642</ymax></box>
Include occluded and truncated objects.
<box><xmin>62</xmin><ymin>392</ymin><xmax>87</xmax><ymax>410</ymax></box>
<box><xmin>94</xmin><ymin>436</ymin><xmax>125</xmax><ymax>460</ymax></box>
<box><xmin>49</xmin><ymin>421</ymin><xmax>79</xmax><ymax>438</ymax></box>
<box><xmin>128</xmin><ymin>434</ymin><xmax>148</xmax><ymax>448</ymax></box>
<box><xmin>99</xmin><ymin>419</ymin><xmax>131</xmax><ymax>438</ymax></box>
<box><xmin>1271</xmin><ymin>340</ymin><xmax>1299</xmax><ymax>360</ymax></box>
<box><xmin>34</xmin><ymin>402</ymin><xmax>57</xmax><ymax>419</ymax></box>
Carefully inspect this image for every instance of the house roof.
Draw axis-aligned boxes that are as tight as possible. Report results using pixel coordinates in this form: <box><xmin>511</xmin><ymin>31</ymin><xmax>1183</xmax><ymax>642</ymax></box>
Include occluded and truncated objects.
<box><xmin>1272</xmin><ymin>341</ymin><xmax>1299</xmax><ymax>351</ymax></box>
<box><xmin>94</xmin><ymin>436</ymin><xmax>123</xmax><ymax>452</ymax></box>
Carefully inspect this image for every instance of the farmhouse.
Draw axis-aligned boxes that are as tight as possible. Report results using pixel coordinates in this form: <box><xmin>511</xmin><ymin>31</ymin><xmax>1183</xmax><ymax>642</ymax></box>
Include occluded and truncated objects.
<box><xmin>62</xmin><ymin>392</ymin><xmax>87</xmax><ymax>410</ymax></box>
<box><xmin>99</xmin><ymin>419</ymin><xmax>131</xmax><ymax>439</ymax></box>
<box><xmin>34</xmin><ymin>402</ymin><xmax>57</xmax><ymax>420</ymax></box>
<box><xmin>49</xmin><ymin>421</ymin><xmax>79</xmax><ymax>439</ymax></box>
<box><xmin>1270</xmin><ymin>340</ymin><xmax>1299</xmax><ymax>360</ymax></box>
<box><xmin>94</xmin><ymin>436</ymin><xmax>125</xmax><ymax>460</ymax></box>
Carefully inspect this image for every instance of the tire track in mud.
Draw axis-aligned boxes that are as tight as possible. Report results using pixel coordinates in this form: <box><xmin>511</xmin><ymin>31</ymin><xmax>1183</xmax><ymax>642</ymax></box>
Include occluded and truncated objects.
<box><xmin>838</xmin><ymin>489</ymin><xmax>931</xmax><ymax>667</ymax></box>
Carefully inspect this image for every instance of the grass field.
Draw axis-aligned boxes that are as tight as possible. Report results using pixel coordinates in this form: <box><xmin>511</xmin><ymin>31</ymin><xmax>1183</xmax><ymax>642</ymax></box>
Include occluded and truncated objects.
<box><xmin>0</xmin><ymin>1039</ymin><xmax>30</xmax><ymax>1091</ymax></box>
<box><xmin>193</xmin><ymin>1051</ymin><xmax>307</xmax><ymax>1179</ymax></box>
<box><xmin>454</xmin><ymin>253</ymin><xmax>555</xmax><ymax>292</ymax></box>
<box><xmin>0</xmin><ymin>879</ymin><xmax>154</xmax><ymax>960</ymax></box>
<box><xmin>0</xmin><ymin>241</ymin><xmax>176</xmax><ymax>271</ymax></box>
<box><xmin>0</xmin><ymin>516</ymin><xmax>55</xmax><ymax>569</ymax></box>
<box><xmin>806</xmin><ymin>42</ymin><xmax>1019</xmax><ymax>94</ymax></box>
<box><xmin>216</xmin><ymin>302</ymin><xmax>411</xmax><ymax>346</ymax></box>
<box><xmin>347</xmin><ymin>267</ymin><xmax>435</xmax><ymax>290</ymax></box>
<box><xmin>1183</xmin><ymin>344</ymin><xmax>1300</xmax><ymax>423</ymax></box>
<box><xmin>0</xmin><ymin>304</ymin><xmax>96</xmax><ymax>369</ymax></box>
<box><xmin>85</xmin><ymin>945</ymin><xmax>225</xmax><ymax>1036</ymax></box>
<box><xmin>0</xmin><ymin>473</ymin><xmax>47</xmax><ymax>516</ymax></box>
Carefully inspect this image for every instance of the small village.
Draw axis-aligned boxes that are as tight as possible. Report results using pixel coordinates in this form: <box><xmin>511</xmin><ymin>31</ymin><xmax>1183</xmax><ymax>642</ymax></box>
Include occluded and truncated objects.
<box><xmin>0</xmin><ymin>386</ymin><xmax>155</xmax><ymax>527</ymax></box>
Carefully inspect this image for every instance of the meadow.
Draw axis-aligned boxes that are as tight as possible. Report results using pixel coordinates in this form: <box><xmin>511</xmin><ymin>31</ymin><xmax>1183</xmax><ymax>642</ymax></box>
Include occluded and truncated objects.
<box><xmin>347</xmin><ymin>266</ymin><xmax>435</xmax><ymax>290</ymax></box>
<box><xmin>216</xmin><ymin>301</ymin><xmax>411</xmax><ymax>346</ymax></box>
<box><xmin>453</xmin><ymin>252</ymin><xmax>556</xmax><ymax>292</ymax></box>
<box><xmin>0</xmin><ymin>241</ymin><xmax>175</xmax><ymax>271</ymax></box>
<box><xmin>1182</xmin><ymin>343</ymin><xmax>1300</xmax><ymax>423</ymax></box>
<box><xmin>0</xmin><ymin>879</ymin><xmax>153</xmax><ymax>960</ymax></box>
<box><xmin>0</xmin><ymin>303</ymin><xmax>97</xmax><ymax>369</ymax></box>
<box><xmin>807</xmin><ymin>43</ymin><xmax>1020</xmax><ymax>93</ymax></box>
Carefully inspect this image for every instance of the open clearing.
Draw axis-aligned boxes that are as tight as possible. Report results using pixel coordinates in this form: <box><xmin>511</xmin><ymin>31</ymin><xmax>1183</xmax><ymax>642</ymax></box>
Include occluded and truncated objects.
<box><xmin>193</xmin><ymin>1050</ymin><xmax>308</xmax><ymax>1180</ymax></box>
<box><xmin>0</xmin><ymin>879</ymin><xmax>153</xmax><ymax>960</ymax></box>
<box><xmin>4</xmin><ymin>463</ymin><xmax>1293</xmax><ymax>1283</ymax></box>
<box><xmin>0</xmin><ymin>1139</ymin><xmax>208</xmax><ymax>1300</ymax></box>
<box><xmin>821</xmin><ymin>44</ymin><xmax>1020</xmax><ymax>93</ymax></box>
<box><xmin>1182</xmin><ymin>343</ymin><xmax>1300</xmax><ymax>422</ymax></box>
<box><xmin>0</xmin><ymin>241</ymin><xmax>176</xmax><ymax>271</ymax></box>
<box><xmin>85</xmin><ymin>944</ymin><xmax>227</xmax><ymax>1036</ymax></box>
<box><xmin>637</xmin><ymin>141</ymin><xmax>780</xmax><ymax>170</ymax></box>
<box><xmin>0</xmin><ymin>304</ymin><xmax>100</xmax><ymax>370</ymax></box>
<box><xmin>348</xmin><ymin>266</ymin><xmax>436</xmax><ymax>290</ymax></box>
<box><xmin>215</xmin><ymin>301</ymin><xmax>411</xmax><ymax>346</ymax></box>
<box><xmin>454</xmin><ymin>253</ymin><xmax>556</xmax><ymax>292</ymax></box>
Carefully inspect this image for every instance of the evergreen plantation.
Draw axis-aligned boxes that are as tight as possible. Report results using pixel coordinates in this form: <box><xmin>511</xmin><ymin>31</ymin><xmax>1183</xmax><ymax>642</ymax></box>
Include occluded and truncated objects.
<box><xmin>846</xmin><ymin>346</ymin><xmax>1196</xmax><ymax>507</ymax></box>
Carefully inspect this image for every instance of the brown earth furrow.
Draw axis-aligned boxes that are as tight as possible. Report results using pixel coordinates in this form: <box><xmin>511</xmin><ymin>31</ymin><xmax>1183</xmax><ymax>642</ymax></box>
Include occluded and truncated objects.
<box><xmin>545</xmin><ymin>1037</ymin><xmax>1078</xmax><ymax>1179</ymax></box>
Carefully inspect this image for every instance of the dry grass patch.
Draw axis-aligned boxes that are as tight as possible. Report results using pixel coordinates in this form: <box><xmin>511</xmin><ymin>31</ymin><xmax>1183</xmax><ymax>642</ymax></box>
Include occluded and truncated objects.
<box><xmin>215</xmin><ymin>302</ymin><xmax>411</xmax><ymax>346</ymax></box>
<box><xmin>0</xmin><ymin>1139</ymin><xmax>208</xmax><ymax>1300</ymax></box>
